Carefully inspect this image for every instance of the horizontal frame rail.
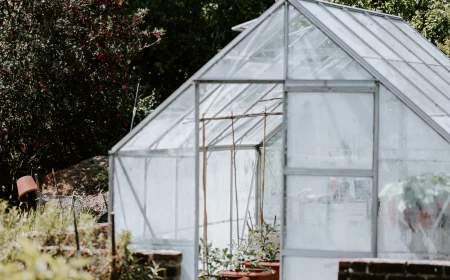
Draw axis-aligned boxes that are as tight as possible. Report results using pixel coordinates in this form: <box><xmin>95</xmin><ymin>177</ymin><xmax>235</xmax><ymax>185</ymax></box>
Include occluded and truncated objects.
<box><xmin>284</xmin><ymin>167</ymin><xmax>374</xmax><ymax>177</ymax></box>
<box><xmin>195</xmin><ymin>79</ymin><xmax>285</xmax><ymax>84</ymax></box>
<box><xmin>282</xmin><ymin>249</ymin><xmax>373</xmax><ymax>258</ymax></box>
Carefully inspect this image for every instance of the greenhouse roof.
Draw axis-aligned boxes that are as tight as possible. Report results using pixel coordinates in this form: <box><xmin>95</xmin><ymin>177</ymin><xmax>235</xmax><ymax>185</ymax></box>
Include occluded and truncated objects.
<box><xmin>111</xmin><ymin>0</ymin><xmax>450</xmax><ymax>155</ymax></box>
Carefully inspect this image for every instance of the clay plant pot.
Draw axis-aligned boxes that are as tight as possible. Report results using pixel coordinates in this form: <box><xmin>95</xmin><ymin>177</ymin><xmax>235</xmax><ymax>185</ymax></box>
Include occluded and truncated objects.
<box><xmin>17</xmin><ymin>176</ymin><xmax>39</xmax><ymax>202</ymax></box>
<box><xmin>244</xmin><ymin>261</ymin><xmax>279</xmax><ymax>280</ymax></box>
<box><xmin>218</xmin><ymin>269</ymin><xmax>275</xmax><ymax>280</ymax></box>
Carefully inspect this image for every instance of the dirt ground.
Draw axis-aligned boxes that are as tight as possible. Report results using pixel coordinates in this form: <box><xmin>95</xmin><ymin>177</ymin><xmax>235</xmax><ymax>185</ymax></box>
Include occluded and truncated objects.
<box><xmin>39</xmin><ymin>156</ymin><xmax>109</xmax><ymax>217</ymax></box>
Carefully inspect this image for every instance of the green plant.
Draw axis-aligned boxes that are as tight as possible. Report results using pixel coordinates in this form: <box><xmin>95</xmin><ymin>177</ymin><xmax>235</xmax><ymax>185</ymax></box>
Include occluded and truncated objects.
<box><xmin>380</xmin><ymin>173</ymin><xmax>450</xmax><ymax>213</ymax></box>
<box><xmin>0</xmin><ymin>199</ymin><xmax>164</xmax><ymax>279</ymax></box>
<box><xmin>248</xmin><ymin>220</ymin><xmax>280</xmax><ymax>262</ymax></box>
<box><xmin>96</xmin><ymin>167</ymin><xmax>109</xmax><ymax>193</ymax></box>
<box><xmin>0</xmin><ymin>238</ymin><xmax>93</xmax><ymax>280</ymax></box>
<box><xmin>402</xmin><ymin>173</ymin><xmax>450</xmax><ymax>211</ymax></box>
<box><xmin>0</xmin><ymin>0</ymin><xmax>163</xmax><ymax>201</ymax></box>
<box><xmin>198</xmin><ymin>238</ymin><xmax>272</xmax><ymax>279</ymax></box>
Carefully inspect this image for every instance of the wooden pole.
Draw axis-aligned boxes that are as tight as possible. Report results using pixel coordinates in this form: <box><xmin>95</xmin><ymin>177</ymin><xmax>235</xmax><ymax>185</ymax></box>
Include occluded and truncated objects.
<box><xmin>73</xmin><ymin>197</ymin><xmax>81</xmax><ymax>258</ymax></box>
<box><xmin>110</xmin><ymin>212</ymin><xmax>117</xmax><ymax>280</ymax></box>
<box><xmin>231</xmin><ymin>112</ymin><xmax>240</xmax><ymax>246</ymax></box>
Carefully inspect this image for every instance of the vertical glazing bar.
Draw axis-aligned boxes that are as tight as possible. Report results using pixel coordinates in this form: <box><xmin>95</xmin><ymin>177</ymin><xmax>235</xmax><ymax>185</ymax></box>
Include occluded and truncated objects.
<box><xmin>175</xmin><ymin>159</ymin><xmax>179</xmax><ymax>239</ymax></box>
<box><xmin>281</xmin><ymin>2</ymin><xmax>289</xmax><ymax>279</ymax></box>
<box><xmin>230</xmin><ymin>150</ymin><xmax>234</xmax><ymax>252</ymax></box>
<box><xmin>372</xmin><ymin>82</ymin><xmax>380</xmax><ymax>257</ymax></box>
<box><xmin>108</xmin><ymin>155</ymin><xmax>115</xmax><ymax>229</ymax></box>
<box><xmin>194</xmin><ymin>81</ymin><xmax>200</xmax><ymax>278</ymax></box>
<box><xmin>144</xmin><ymin>158</ymin><xmax>148</xmax><ymax>236</ymax></box>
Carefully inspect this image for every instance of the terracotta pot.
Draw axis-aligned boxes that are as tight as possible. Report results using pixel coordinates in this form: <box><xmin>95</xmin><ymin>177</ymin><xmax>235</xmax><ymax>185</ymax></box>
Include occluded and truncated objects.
<box><xmin>244</xmin><ymin>261</ymin><xmax>279</xmax><ymax>280</ymax></box>
<box><xmin>218</xmin><ymin>269</ymin><xmax>275</xmax><ymax>280</ymax></box>
<box><xmin>17</xmin><ymin>176</ymin><xmax>39</xmax><ymax>202</ymax></box>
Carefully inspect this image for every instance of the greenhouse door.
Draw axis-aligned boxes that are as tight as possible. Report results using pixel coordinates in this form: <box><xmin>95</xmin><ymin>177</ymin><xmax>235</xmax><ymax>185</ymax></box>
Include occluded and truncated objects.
<box><xmin>282</xmin><ymin>81</ymin><xmax>378</xmax><ymax>280</ymax></box>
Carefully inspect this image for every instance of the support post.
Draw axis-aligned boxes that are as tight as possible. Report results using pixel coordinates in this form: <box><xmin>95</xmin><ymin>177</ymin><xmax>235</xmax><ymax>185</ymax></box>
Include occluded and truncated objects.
<box><xmin>194</xmin><ymin>82</ymin><xmax>201</xmax><ymax>279</ymax></box>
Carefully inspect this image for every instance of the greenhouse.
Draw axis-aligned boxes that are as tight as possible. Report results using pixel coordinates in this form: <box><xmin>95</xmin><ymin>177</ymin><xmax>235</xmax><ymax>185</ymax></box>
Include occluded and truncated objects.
<box><xmin>108</xmin><ymin>0</ymin><xmax>450</xmax><ymax>279</ymax></box>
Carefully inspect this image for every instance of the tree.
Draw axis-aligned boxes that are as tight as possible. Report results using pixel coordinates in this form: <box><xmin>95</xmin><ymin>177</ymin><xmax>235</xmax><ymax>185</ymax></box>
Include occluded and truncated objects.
<box><xmin>0</xmin><ymin>0</ymin><xmax>162</xmax><ymax>200</ymax></box>
<box><xmin>328</xmin><ymin>0</ymin><xmax>450</xmax><ymax>56</ymax></box>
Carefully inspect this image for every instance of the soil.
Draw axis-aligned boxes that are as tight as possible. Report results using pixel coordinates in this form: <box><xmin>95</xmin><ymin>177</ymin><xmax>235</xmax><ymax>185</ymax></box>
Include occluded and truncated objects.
<box><xmin>39</xmin><ymin>156</ymin><xmax>109</xmax><ymax>218</ymax></box>
<box><xmin>41</xmin><ymin>156</ymin><xmax>108</xmax><ymax>196</ymax></box>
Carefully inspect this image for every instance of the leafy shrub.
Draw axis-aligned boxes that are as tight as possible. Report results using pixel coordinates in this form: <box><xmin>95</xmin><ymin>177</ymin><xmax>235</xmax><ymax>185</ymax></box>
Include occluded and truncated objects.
<box><xmin>0</xmin><ymin>200</ymin><xmax>163</xmax><ymax>279</ymax></box>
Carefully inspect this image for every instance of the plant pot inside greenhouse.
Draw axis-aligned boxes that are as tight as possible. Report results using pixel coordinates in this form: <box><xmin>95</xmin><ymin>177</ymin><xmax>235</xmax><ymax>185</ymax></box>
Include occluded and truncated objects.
<box><xmin>244</xmin><ymin>261</ymin><xmax>279</xmax><ymax>280</ymax></box>
<box><xmin>218</xmin><ymin>269</ymin><xmax>275</xmax><ymax>280</ymax></box>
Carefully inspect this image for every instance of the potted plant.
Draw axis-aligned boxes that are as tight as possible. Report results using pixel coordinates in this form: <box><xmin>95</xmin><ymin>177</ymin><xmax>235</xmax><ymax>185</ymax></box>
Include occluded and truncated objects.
<box><xmin>199</xmin><ymin>239</ymin><xmax>275</xmax><ymax>280</ymax></box>
<box><xmin>245</xmin><ymin>220</ymin><xmax>280</xmax><ymax>280</ymax></box>
<box><xmin>380</xmin><ymin>173</ymin><xmax>450</xmax><ymax>232</ymax></box>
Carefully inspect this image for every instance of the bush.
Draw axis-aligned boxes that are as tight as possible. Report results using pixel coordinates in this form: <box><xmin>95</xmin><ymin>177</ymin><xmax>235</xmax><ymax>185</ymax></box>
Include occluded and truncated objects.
<box><xmin>0</xmin><ymin>200</ymin><xmax>163</xmax><ymax>279</ymax></box>
<box><xmin>0</xmin><ymin>0</ymin><xmax>162</xmax><ymax>201</ymax></box>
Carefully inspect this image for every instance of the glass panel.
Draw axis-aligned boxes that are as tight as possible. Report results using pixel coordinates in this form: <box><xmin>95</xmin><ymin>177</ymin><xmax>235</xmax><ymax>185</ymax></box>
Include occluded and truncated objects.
<box><xmin>298</xmin><ymin>1</ymin><xmax>380</xmax><ymax>59</ymax></box>
<box><xmin>202</xmin><ymin>6</ymin><xmax>284</xmax><ymax>79</ymax></box>
<box><xmin>393</xmin><ymin>21</ymin><xmax>450</xmax><ymax>67</ymax></box>
<box><xmin>262</xmin><ymin>130</ymin><xmax>283</xmax><ymax>224</ymax></box>
<box><xmin>213</xmin><ymin>116</ymin><xmax>263</xmax><ymax>146</ymax></box>
<box><xmin>201</xmin><ymin>84</ymin><xmax>283</xmax><ymax>147</ymax></box>
<box><xmin>378</xmin><ymin>86</ymin><xmax>450</xmax><ymax>259</ymax></box>
<box><xmin>371</xmin><ymin>17</ymin><xmax>438</xmax><ymax>65</ymax></box>
<box><xmin>352</xmin><ymin>13</ymin><xmax>421</xmax><ymax>63</ymax></box>
<box><xmin>365</xmin><ymin>58</ymin><xmax>445</xmax><ymax>116</ymax></box>
<box><xmin>287</xmin><ymin>92</ymin><xmax>374</xmax><ymax>169</ymax></box>
<box><xmin>433</xmin><ymin>116</ymin><xmax>450</xmax><ymax>134</ymax></box>
<box><xmin>200</xmin><ymin>151</ymin><xmax>231</xmax><ymax>249</ymax></box>
<box><xmin>390</xmin><ymin>61</ymin><xmax>450</xmax><ymax>115</ymax></box>
<box><xmin>244</xmin><ymin>115</ymin><xmax>283</xmax><ymax>144</ymax></box>
<box><xmin>282</xmin><ymin>257</ymin><xmax>339</xmax><ymax>280</ymax></box>
<box><xmin>113</xmin><ymin>155</ymin><xmax>196</xmax><ymax>279</ymax></box>
<box><xmin>122</xmin><ymin>85</ymin><xmax>195</xmax><ymax>151</ymax></box>
<box><xmin>285</xmin><ymin>176</ymin><xmax>372</xmax><ymax>252</ymax></box>
<box><xmin>288</xmin><ymin>5</ymin><xmax>373</xmax><ymax>80</ymax></box>
<box><xmin>409</xmin><ymin>63</ymin><xmax>450</xmax><ymax>98</ymax></box>
<box><xmin>200</xmin><ymin>150</ymin><xmax>257</xmax><ymax>249</ymax></box>
<box><xmin>430</xmin><ymin>65</ymin><xmax>450</xmax><ymax>83</ymax></box>
<box><xmin>328</xmin><ymin>8</ymin><xmax>400</xmax><ymax>61</ymax></box>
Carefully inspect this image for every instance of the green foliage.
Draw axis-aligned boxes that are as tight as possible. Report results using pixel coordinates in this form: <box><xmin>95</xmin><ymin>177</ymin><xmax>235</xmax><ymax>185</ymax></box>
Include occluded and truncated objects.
<box><xmin>198</xmin><ymin>231</ymin><xmax>277</xmax><ymax>279</ymax></box>
<box><xmin>328</xmin><ymin>0</ymin><xmax>450</xmax><ymax>55</ymax></box>
<box><xmin>401</xmin><ymin>173</ymin><xmax>450</xmax><ymax>211</ymax></box>
<box><xmin>248</xmin><ymin>221</ymin><xmax>280</xmax><ymax>263</ymax></box>
<box><xmin>0</xmin><ymin>0</ymin><xmax>162</xmax><ymax>200</ymax></box>
<box><xmin>95</xmin><ymin>167</ymin><xmax>109</xmax><ymax>193</ymax></box>
<box><xmin>0</xmin><ymin>238</ymin><xmax>93</xmax><ymax>280</ymax></box>
<box><xmin>0</xmin><ymin>200</ymin><xmax>163</xmax><ymax>279</ymax></box>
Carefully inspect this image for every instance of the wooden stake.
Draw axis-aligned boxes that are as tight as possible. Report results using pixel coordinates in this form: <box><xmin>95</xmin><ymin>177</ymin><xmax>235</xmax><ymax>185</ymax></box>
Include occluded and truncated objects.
<box><xmin>201</xmin><ymin>116</ymin><xmax>209</xmax><ymax>279</ymax></box>
<box><xmin>231</xmin><ymin>112</ymin><xmax>240</xmax><ymax>246</ymax></box>
<box><xmin>73</xmin><ymin>196</ymin><xmax>81</xmax><ymax>258</ymax></box>
<box><xmin>110</xmin><ymin>212</ymin><xmax>117</xmax><ymax>280</ymax></box>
